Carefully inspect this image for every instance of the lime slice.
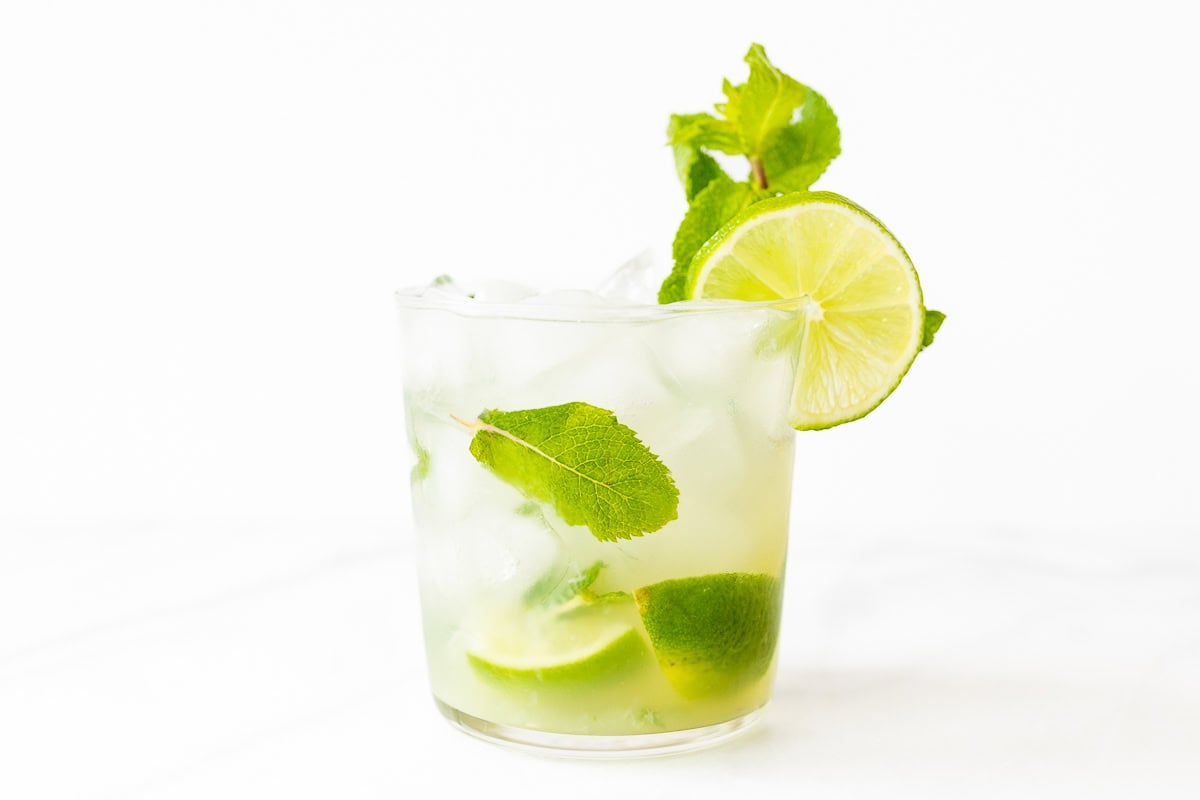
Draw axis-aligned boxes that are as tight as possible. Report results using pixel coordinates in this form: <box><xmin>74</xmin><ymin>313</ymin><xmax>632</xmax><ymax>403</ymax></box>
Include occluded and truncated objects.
<box><xmin>687</xmin><ymin>191</ymin><xmax>925</xmax><ymax>430</ymax></box>
<box><xmin>634</xmin><ymin>573</ymin><xmax>782</xmax><ymax>698</ymax></box>
<box><xmin>467</xmin><ymin>614</ymin><xmax>650</xmax><ymax>688</ymax></box>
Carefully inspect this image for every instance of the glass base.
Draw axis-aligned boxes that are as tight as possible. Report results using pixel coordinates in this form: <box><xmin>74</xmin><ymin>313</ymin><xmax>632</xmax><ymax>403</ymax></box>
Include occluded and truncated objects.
<box><xmin>433</xmin><ymin>698</ymin><xmax>766</xmax><ymax>759</ymax></box>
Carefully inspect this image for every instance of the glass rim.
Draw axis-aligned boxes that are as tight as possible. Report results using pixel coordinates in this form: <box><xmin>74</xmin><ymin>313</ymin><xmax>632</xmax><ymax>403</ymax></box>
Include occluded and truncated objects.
<box><xmin>394</xmin><ymin>286</ymin><xmax>807</xmax><ymax>323</ymax></box>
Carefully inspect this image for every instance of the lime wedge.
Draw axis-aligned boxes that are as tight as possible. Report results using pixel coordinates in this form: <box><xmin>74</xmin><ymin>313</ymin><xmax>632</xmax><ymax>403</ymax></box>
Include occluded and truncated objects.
<box><xmin>634</xmin><ymin>573</ymin><xmax>782</xmax><ymax>698</ymax></box>
<box><xmin>687</xmin><ymin>191</ymin><xmax>925</xmax><ymax>430</ymax></box>
<box><xmin>467</xmin><ymin>614</ymin><xmax>650</xmax><ymax>688</ymax></box>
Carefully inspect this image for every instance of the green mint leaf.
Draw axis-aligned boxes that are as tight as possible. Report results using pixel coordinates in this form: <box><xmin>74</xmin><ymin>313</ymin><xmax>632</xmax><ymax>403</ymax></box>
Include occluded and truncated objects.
<box><xmin>685</xmin><ymin>151</ymin><xmax>726</xmax><ymax>201</ymax></box>
<box><xmin>410</xmin><ymin>442</ymin><xmax>430</xmax><ymax>481</ymax></box>
<box><xmin>668</xmin><ymin>112</ymin><xmax>743</xmax><ymax>156</ymax></box>
<box><xmin>921</xmin><ymin>309</ymin><xmax>946</xmax><ymax>350</ymax></box>
<box><xmin>521</xmin><ymin>563</ymin><xmax>568</xmax><ymax>605</ymax></box>
<box><xmin>716</xmin><ymin>79</ymin><xmax>739</xmax><ymax>119</ymax></box>
<box><xmin>668</xmin><ymin>114</ymin><xmax>729</xmax><ymax>201</ymax></box>
<box><xmin>658</xmin><ymin>175</ymin><xmax>754</xmax><ymax>303</ymax></box>
<box><xmin>548</xmin><ymin>561</ymin><xmax>604</xmax><ymax>605</ymax></box>
<box><xmin>524</xmin><ymin>560</ymin><xmax>605</xmax><ymax>607</ymax></box>
<box><xmin>660</xmin><ymin>44</ymin><xmax>843</xmax><ymax>303</ymax></box>
<box><xmin>523</xmin><ymin>559</ymin><xmax>633</xmax><ymax>616</ymax></box>
<box><xmin>760</xmin><ymin>88</ymin><xmax>841</xmax><ymax>192</ymax></box>
<box><xmin>463</xmin><ymin>402</ymin><xmax>679</xmax><ymax>542</ymax></box>
<box><xmin>727</xmin><ymin>44</ymin><xmax>806</xmax><ymax>161</ymax></box>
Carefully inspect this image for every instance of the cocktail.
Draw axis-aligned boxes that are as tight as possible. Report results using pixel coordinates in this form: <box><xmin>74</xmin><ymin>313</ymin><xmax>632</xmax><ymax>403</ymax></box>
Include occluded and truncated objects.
<box><xmin>396</xmin><ymin>45</ymin><xmax>942</xmax><ymax>756</ymax></box>
<box><xmin>399</xmin><ymin>291</ymin><xmax>799</xmax><ymax>753</ymax></box>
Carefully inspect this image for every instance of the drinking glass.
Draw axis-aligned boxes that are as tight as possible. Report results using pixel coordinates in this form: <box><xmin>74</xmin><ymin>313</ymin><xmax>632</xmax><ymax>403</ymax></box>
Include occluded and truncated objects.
<box><xmin>397</xmin><ymin>288</ymin><xmax>799</xmax><ymax>756</ymax></box>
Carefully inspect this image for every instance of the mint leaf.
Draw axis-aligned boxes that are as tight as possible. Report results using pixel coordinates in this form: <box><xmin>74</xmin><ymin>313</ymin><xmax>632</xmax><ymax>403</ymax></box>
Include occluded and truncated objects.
<box><xmin>524</xmin><ymin>559</ymin><xmax>604</xmax><ymax>606</ymax></box>
<box><xmin>668</xmin><ymin>115</ymin><xmax>729</xmax><ymax>201</ymax></box>
<box><xmin>662</xmin><ymin>44</ymin><xmax>839</xmax><ymax>224</ymax></box>
<box><xmin>547</xmin><ymin>561</ymin><xmax>604</xmax><ymax>605</ymax></box>
<box><xmin>521</xmin><ymin>562</ymin><xmax>568</xmax><ymax>606</ymax></box>
<box><xmin>668</xmin><ymin>112</ymin><xmax>742</xmax><ymax>156</ymax></box>
<box><xmin>921</xmin><ymin>309</ymin><xmax>946</xmax><ymax>349</ymax></box>
<box><xmin>658</xmin><ymin>175</ymin><xmax>754</xmax><ymax>303</ymax></box>
<box><xmin>715</xmin><ymin>79</ymin><xmax>740</xmax><ymax>126</ymax></box>
<box><xmin>727</xmin><ymin>44</ymin><xmax>806</xmax><ymax>166</ymax></box>
<box><xmin>672</xmin><ymin>144</ymin><xmax>726</xmax><ymax>203</ymax></box>
<box><xmin>462</xmin><ymin>402</ymin><xmax>679</xmax><ymax>542</ymax></box>
<box><xmin>524</xmin><ymin>560</ymin><xmax>633</xmax><ymax>618</ymax></box>
<box><xmin>760</xmin><ymin>88</ymin><xmax>841</xmax><ymax>192</ymax></box>
<box><xmin>411</xmin><ymin>442</ymin><xmax>430</xmax><ymax>481</ymax></box>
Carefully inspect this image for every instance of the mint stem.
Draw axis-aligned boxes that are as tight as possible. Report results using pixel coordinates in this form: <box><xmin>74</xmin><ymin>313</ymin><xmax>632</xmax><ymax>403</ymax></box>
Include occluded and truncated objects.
<box><xmin>751</xmin><ymin>157</ymin><xmax>768</xmax><ymax>190</ymax></box>
<box><xmin>450</xmin><ymin>413</ymin><xmax>483</xmax><ymax>431</ymax></box>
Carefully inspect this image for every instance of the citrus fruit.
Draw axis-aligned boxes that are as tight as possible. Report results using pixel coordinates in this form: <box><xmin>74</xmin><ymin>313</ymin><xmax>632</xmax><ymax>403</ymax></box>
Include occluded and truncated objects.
<box><xmin>688</xmin><ymin>191</ymin><xmax>925</xmax><ymax>430</ymax></box>
<box><xmin>466</xmin><ymin>612</ymin><xmax>650</xmax><ymax>689</ymax></box>
<box><xmin>634</xmin><ymin>573</ymin><xmax>782</xmax><ymax>697</ymax></box>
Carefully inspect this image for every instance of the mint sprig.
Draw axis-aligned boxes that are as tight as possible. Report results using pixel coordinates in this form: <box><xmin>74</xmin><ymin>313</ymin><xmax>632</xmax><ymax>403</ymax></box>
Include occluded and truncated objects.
<box><xmin>660</xmin><ymin>44</ymin><xmax>841</xmax><ymax>302</ymax></box>
<box><xmin>724</xmin><ymin>44</ymin><xmax>808</xmax><ymax>170</ymax></box>
<box><xmin>658</xmin><ymin>175</ymin><xmax>754</xmax><ymax>303</ymax></box>
<box><xmin>458</xmin><ymin>402</ymin><xmax>679</xmax><ymax>542</ymax></box>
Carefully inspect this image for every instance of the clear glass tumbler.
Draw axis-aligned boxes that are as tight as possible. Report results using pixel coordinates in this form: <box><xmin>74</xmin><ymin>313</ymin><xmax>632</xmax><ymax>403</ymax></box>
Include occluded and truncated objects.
<box><xmin>397</xmin><ymin>288</ymin><xmax>799</xmax><ymax>756</ymax></box>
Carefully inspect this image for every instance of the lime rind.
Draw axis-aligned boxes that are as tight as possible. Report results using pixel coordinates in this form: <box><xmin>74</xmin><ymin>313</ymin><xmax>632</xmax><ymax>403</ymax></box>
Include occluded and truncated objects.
<box><xmin>634</xmin><ymin>572</ymin><xmax>783</xmax><ymax>698</ymax></box>
<box><xmin>686</xmin><ymin>191</ymin><xmax>925</xmax><ymax>431</ymax></box>
<box><xmin>467</xmin><ymin>624</ymin><xmax>649</xmax><ymax>688</ymax></box>
<box><xmin>470</xmin><ymin>561</ymin><xmax>648</xmax><ymax>689</ymax></box>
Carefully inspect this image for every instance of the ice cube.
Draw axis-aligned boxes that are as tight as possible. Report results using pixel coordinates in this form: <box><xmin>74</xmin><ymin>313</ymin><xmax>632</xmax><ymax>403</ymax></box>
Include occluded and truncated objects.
<box><xmin>408</xmin><ymin>409</ymin><xmax>513</xmax><ymax>515</ymax></box>
<box><xmin>637</xmin><ymin>303</ymin><xmax>768</xmax><ymax>400</ymax></box>
<box><xmin>632</xmin><ymin>304</ymin><xmax>796</xmax><ymax>471</ymax></box>
<box><xmin>595</xmin><ymin>249</ymin><xmax>660</xmax><ymax>304</ymax></box>
<box><xmin>409</xmin><ymin>410</ymin><xmax>568</xmax><ymax>605</ymax></box>
<box><xmin>416</xmin><ymin>500</ymin><xmax>567</xmax><ymax>610</ymax></box>
<box><xmin>397</xmin><ymin>308</ymin><xmax>481</xmax><ymax>396</ymax></box>
<box><xmin>491</xmin><ymin>324</ymin><xmax>680</xmax><ymax>416</ymax></box>
<box><xmin>521</xmin><ymin>288</ymin><xmax>614</xmax><ymax>308</ymax></box>
<box><xmin>472</xmin><ymin>280</ymin><xmax>538</xmax><ymax>304</ymax></box>
<box><xmin>418</xmin><ymin>274</ymin><xmax>472</xmax><ymax>302</ymax></box>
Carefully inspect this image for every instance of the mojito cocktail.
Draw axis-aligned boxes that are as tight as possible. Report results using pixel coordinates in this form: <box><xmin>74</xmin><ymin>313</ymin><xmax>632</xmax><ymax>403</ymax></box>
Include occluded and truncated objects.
<box><xmin>395</xmin><ymin>43</ymin><xmax>940</xmax><ymax>756</ymax></box>
<box><xmin>399</xmin><ymin>293</ymin><xmax>799</xmax><ymax>752</ymax></box>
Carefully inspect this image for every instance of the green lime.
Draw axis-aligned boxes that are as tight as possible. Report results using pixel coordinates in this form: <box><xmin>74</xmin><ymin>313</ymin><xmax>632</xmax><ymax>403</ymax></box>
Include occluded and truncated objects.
<box><xmin>687</xmin><ymin>191</ymin><xmax>925</xmax><ymax>430</ymax></box>
<box><xmin>466</xmin><ymin>613</ymin><xmax>650</xmax><ymax>689</ymax></box>
<box><xmin>634</xmin><ymin>573</ymin><xmax>782</xmax><ymax>698</ymax></box>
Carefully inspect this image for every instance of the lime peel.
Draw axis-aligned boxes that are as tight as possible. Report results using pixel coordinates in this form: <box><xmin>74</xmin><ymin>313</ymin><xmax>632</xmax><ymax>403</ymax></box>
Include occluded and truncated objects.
<box><xmin>687</xmin><ymin>191</ymin><xmax>925</xmax><ymax>430</ymax></box>
<box><xmin>467</xmin><ymin>623</ymin><xmax>650</xmax><ymax>688</ymax></box>
<box><xmin>635</xmin><ymin>572</ymin><xmax>782</xmax><ymax>698</ymax></box>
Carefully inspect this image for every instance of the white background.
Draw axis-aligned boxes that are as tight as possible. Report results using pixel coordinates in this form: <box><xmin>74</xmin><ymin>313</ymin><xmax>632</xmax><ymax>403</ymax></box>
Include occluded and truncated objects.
<box><xmin>2</xmin><ymin>1</ymin><xmax>1198</xmax><ymax>797</ymax></box>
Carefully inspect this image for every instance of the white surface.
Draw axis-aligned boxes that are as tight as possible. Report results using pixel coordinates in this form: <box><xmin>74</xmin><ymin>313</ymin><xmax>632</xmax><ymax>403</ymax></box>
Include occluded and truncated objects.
<box><xmin>2</xmin><ymin>519</ymin><xmax>1198</xmax><ymax>798</ymax></box>
<box><xmin>2</xmin><ymin>0</ymin><xmax>1199</xmax><ymax>796</ymax></box>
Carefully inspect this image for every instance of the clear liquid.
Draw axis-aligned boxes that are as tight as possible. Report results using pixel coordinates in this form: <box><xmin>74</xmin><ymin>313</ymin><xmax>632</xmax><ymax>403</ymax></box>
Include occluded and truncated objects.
<box><xmin>400</xmin><ymin>301</ymin><xmax>797</xmax><ymax>736</ymax></box>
